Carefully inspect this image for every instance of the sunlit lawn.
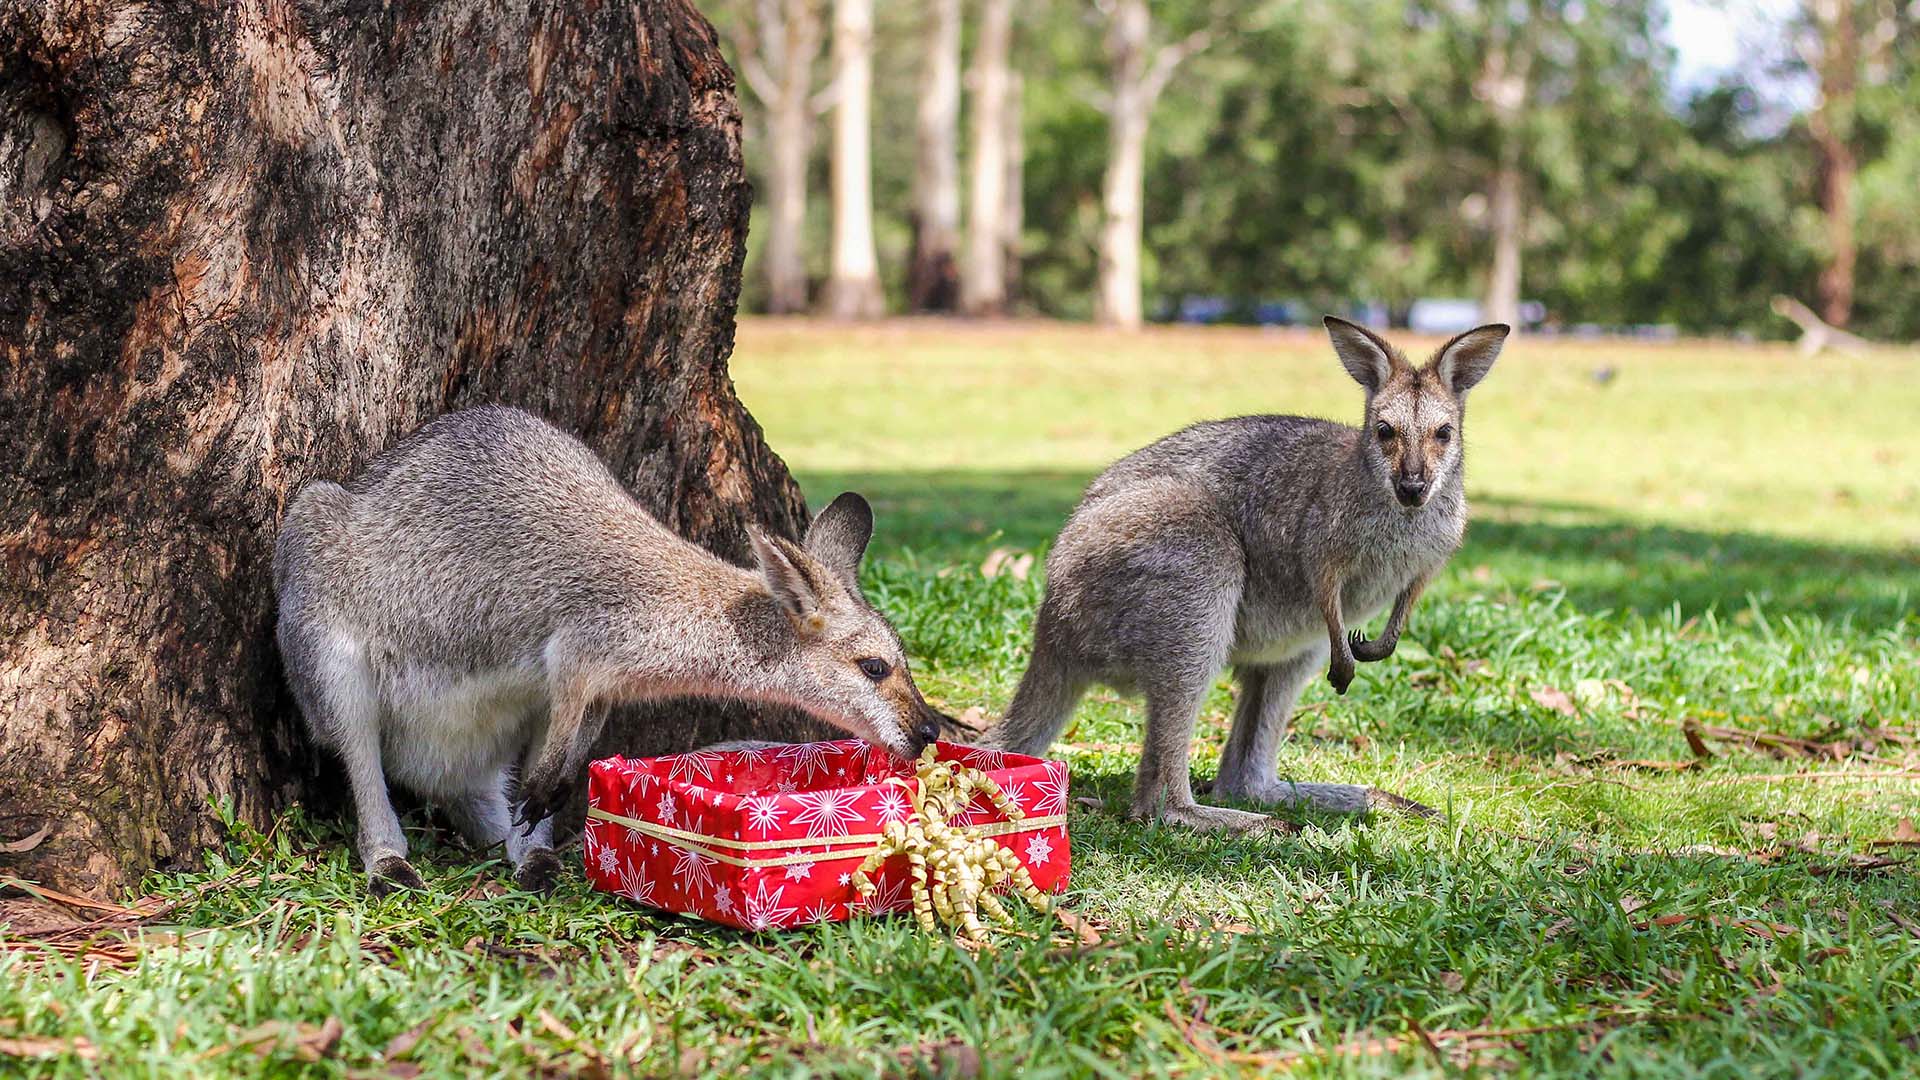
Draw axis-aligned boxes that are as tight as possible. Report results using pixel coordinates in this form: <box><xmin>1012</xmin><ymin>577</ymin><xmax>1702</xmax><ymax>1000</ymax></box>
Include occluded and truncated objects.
<box><xmin>4</xmin><ymin>319</ymin><xmax>1917</xmax><ymax>1077</ymax></box>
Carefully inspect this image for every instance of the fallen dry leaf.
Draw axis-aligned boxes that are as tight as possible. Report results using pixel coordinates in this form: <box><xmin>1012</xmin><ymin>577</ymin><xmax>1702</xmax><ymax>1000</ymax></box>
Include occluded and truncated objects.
<box><xmin>383</xmin><ymin>1018</ymin><xmax>435</xmax><ymax>1060</ymax></box>
<box><xmin>1618</xmin><ymin>896</ymin><xmax>1649</xmax><ymax>917</ymax></box>
<box><xmin>980</xmin><ymin>548</ymin><xmax>1034</xmax><ymax>581</ymax></box>
<box><xmin>0</xmin><ymin>1035</ymin><xmax>98</xmax><ymax>1060</ymax></box>
<box><xmin>1054</xmin><ymin>909</ymin><xmax>1104</xmax><ymax>947</ymax></box>
<box><xmin>1531</xmin><ymin>687</ymin><xmax>1577</xmax><ymax>717</ymax></box>
<box><xmin>0</xmin><ymin>826</ymin><xmax>51</xmax><ymax>854</ymax></box>
<box><xmin>1439</xmin><ymin>971</ymin><xmax>1465</xmax><ymax>992</ymax></box>
<box><xmin>1870</xmin><ymin>818</ymin><xmax>1920</xmax><ymax>849</ymax></box>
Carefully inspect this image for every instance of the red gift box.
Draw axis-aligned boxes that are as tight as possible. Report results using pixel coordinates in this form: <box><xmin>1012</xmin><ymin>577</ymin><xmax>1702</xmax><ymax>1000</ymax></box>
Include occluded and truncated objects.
<box><xmin>583</xmin><ymin>740</ymin><xmax>1070</xmax><ymax>930</ymax></box>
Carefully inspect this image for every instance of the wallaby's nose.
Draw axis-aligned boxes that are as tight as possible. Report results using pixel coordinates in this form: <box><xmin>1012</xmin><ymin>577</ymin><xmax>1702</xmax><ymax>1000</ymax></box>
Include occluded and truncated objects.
<box><xmin>1395</xmin><ymin>477</ymin><xmax>1427</xmax><ymax>507</ymax></box>
<box><xmin>912</xmin><ymin>717</ymin><xmax>941</xmax><ymax>753</ymax></box>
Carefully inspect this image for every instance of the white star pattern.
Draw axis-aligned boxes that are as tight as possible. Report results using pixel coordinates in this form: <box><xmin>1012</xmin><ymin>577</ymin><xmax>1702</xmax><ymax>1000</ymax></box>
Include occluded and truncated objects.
<box><xmin>1024</xmin><ymin>832</ymin><xmax>1054</xmax><ymax>866</ymax></box>
<box><xmin>1031</xmin><ymin>767</ymin><xmax>1069</xmax><ymax>816</ymax></box>
<box><xmin>775</xmin><ymin>741</ymin><xmax>837</xmax><ymax>783</ymax></box>
<box><xmin>783</xmin><ymin>861</ymin><xmax>813</xmax><ymax>881</ymax></box>
<box><xmin>864</xmin><ymin>873</ymin><xmax>911</xmax><ymax>914</ymax></box>
<box><xmin>791</xmin><ymin>788</ymin><xmax>865</xmax><ymax>838</ymax></box>
<box><xmin>799</xmin><ymin>899</ymin><xmax>838</xmax><ymax>925</ymax></box>
<box><xmin>596</xmin><ymin>841</ymin><xmax>620</xmax><ymax>875</ymax></box>
<box><xmin>959</xmin><ymin>745</ymin><xmax>1006</xmax><ymax>771</ymax></box>
<box><xmin>671</xmin><ymin>844</ymin><xmax>716</xmax><ymax>895</ymax></box>
<box><xmin>743</xmin><ymin>796</ymin><xmax>784</xmax><ymax>835</ymax></box>
<box><xmin>774</xmin><ymin>775</ymin><xmax>799</xmax><ymax>794</ymax></box>
<box><xmin>731</xmin><ymin>744</ymin><xmax>771</xmax><ymax>766</ymax></box>
<box><xmin>712</xmin><ymin>884</ymin><xmax>735</xmax><ymax>917</ymax></box>
<box><xmin>837</xmin><ymin>872</ymin><xmax>852</xmax><ymax>887</ymax></box>
<box><xmin>744</xmin><ymin>882</ymin><xmax>799</xmax><ymax>930</ymax></box>
<box><xmin>619</xmin><ymin>862</ymin><xmax>655</xmax><ymax>905</ymax></box>
<box><xmin>667</xmin><ymin>749</ymin><xmax>723</xmax><ymax>783</ymax></box>
<box><xmin>656</xmin><ymin>791</ymin><xmax>678</xmax><ymax>827</ymax></box>
<box><xmin>872</xmin><ymin>786</ymin><xmax>911</xmax><ymax>825</ymax></box>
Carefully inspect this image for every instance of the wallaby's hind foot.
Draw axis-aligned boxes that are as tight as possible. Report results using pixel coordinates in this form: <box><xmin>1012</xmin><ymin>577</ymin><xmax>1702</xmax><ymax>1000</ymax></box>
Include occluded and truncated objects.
<box><xmin>1213</xmin><ymin>775</ymin><xmax>1437</xmax><ymax>819</ymax></box>
<box><xmin>512</xmin><ymin>848</ymin><xmax>564</xmax><ymax>893</ymax></box>
<box><xmin>368</xmin><ymin>855</ymin><xmax>426</xmax><ymax>896</ymax></box>
<box><xmin>1136</xmin><ymin>800</ymin><xmax>1288</xmax><ymax>834</ymax></box>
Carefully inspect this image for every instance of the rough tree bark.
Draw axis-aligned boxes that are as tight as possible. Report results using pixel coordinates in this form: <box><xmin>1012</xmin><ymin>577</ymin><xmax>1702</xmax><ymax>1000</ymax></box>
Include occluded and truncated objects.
<box><xmin>0</xmin><ymin>0</ymin><xmax>808</xmax><ymax>898</ymax></box>
<box><xmin>906</xmin><ymin>0</ymin><xmax>962</xmax><ymax>313</ymax></box>
<box><xmin>1095</xmin><ymin>1</ymin><xmax>1206</xmax><ymax>329</ymax></box>
<box><xmin>730</xmin><ymin>0</ymin><xmax>825</xmax><ymax>315</ymax></box>
<box><xmin>962</xmin><ymin>0</ymin><xmax>1013</xmax><ymax>316</ymax></box>
<box><xmin>823</xmin><ymin>0</ymin><xmax>883</xmax><ymax>318</ymax></box>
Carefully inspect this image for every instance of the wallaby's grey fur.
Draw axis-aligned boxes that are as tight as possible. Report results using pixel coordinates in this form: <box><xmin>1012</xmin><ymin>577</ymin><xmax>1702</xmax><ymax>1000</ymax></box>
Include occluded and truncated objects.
<box><xmin>273</xmin><ymin>406</ymin><xmax>942</xmax><ymax>894</ymax></box>
<box><xmin>989</xmin><ymin>318</ymin><xmax>1508</xmax><ymax>832</ymax></box>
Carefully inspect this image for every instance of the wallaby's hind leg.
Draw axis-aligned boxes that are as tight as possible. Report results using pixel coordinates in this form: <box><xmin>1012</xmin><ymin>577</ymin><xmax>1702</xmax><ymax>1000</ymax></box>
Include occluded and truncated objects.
<box><xmin>1133</xmin><ymin>679</ymin><xmax>1272</xmax><ymax>832</ymax></box>
<box><xmin>1213</xmin><ymin>645</ymin><xmax>1374</xmax><ymax>815</ymax></box>
<box><xmin>447</xmin><ymin>768</ymin><xmax>561</xmax><ymax>893</ymax></box>
<box><xmin>989</xmin><ymin>624</ymin><xmax>1089</xmax><ymax>755</ymax></box>
<box><xmin>283</xmin><ymin>629</ymin><xmax>421</xmax><ymax>894</ymax></box>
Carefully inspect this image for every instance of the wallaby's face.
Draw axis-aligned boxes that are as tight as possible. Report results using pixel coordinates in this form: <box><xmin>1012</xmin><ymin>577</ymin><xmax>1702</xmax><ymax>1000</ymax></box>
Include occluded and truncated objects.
<box><xmin>1324</xmin><ymin>317</ymin><xmax>1509</xmax><ymax>510</ymax></box>
<box><xmin>751</xmin><ymin>493</ymin><xmax>942</xmax><ymax>759</ymax></box>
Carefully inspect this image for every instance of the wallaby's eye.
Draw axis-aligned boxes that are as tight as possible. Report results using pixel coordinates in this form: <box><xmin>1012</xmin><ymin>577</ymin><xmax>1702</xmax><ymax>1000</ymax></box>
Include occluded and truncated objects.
<box><xmin>857</xmin><ymin>658</ymin><xmax>891</xmax><ymax>681</ymax></box>
<box><xmin>1374</xmin><ymin>422</ymin><xmax>1395</xmax><ymax>442</ymax></box>
<box><xmin>1435</xmin><ymin>424</ymin><xmax>1453</xmax><ymax>443</ymax></box>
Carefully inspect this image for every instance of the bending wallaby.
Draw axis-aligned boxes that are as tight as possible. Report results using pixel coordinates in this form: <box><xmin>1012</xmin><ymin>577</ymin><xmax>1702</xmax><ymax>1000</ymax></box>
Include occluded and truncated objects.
<box><xmin>274</xmin><ymin>406</ymin><xmax>942</xmax><ymax>894</ymax></box>
<box><xmin>989</xmin><ymin>318</ymin><xmax>1508</xmax><ymax>831</ymax></box>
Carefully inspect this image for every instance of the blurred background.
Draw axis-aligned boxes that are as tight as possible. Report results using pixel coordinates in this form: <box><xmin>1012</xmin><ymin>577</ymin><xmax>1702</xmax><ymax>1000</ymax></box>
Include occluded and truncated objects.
<box><xmin>707</xmin><ymin>0</ymin><xmax>1918</xmax><ymax>340</ymax></box>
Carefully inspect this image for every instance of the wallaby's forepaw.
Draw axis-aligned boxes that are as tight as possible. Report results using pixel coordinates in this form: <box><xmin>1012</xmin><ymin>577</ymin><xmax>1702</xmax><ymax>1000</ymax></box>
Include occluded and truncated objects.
<box><xmin>512</xmin><ymin>778</ymin><xmax>576</xmax><ymax>834</ymax></box>
<box><xmin>1327</xmin><ymin>657</ymin><xmax>1356</xmax><ymax>695</ymax></box>
<box><xmin>512</xmin><ymin>848</ymin><xmax>565</xmax><ymax>893</ymax></box>
<box><xmin>1348</xmin><ymin>630</ymin><xmax>1396</xmax><ymax>663</ymax></box>
<box><xmin>367</xmin><ymin>855</ymin><xmax>425</xmax><ymax>896</ymax></box>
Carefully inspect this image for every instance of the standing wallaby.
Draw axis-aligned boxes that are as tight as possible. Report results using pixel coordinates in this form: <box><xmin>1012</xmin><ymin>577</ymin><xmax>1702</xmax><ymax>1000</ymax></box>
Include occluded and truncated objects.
<box><xmin>274</xmin><ymin>406</ymin><xmax>942</xmax><ymax>894</ymax></box>
<box><xmin>988</xmin><ymin>318</ymin><xmax>1507</xmax><ymax>831</ymax></box>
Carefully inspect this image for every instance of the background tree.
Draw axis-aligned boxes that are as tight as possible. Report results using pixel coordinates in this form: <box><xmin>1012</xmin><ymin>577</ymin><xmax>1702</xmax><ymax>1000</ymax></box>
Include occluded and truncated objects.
<box><xmin>728</xmin><ymin>0</ymin><xmax>828</xmax><ymax>314</ymax></box>
<box><xmin>824</xmin><ymin>0</ymin><xmax>885</xmax><ymax>318</ymax></box>
<box><xmin>908</xmin><ymin>0</ymin><xmax>963</xmax><ymax>312</ymax></box>
<box><xmin>1095</xmin><ymin>0</ymin><xmax>1209</xmax><ymax>329</ymax></box>
<box><xmin>963</xmin><ymin>0</ymin><xmax>1016</xmax><ymax>316</ymax></box>
<box><xmin>0</xmin><ymin>0</ymin><xmax>805</xmax><ymax>897</ymax></box>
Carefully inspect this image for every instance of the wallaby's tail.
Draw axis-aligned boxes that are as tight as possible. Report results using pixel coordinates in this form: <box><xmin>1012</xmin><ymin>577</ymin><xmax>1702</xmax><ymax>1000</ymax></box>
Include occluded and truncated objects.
<box><xmin>985</xmin><ymin>636</ymin><xmax>1086</xmax><ymax>755</ymax></box>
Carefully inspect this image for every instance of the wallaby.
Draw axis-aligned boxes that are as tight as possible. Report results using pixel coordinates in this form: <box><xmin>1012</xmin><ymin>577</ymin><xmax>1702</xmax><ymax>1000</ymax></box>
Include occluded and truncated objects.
<box><xmin>988</xmin><ymin>318</ymin><xmax>1508</xmax><ymax>831</ymax></box>
<box><xmin>273</xmin><ymin>406</ymin><xmax>942</xmax><ymax>894</ymax></box>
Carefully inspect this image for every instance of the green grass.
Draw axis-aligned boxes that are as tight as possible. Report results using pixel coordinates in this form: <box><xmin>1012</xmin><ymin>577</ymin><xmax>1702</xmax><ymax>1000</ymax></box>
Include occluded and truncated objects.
<box><xmin>6</xmin><ymin>319</ymin><xmax>1919</xmax><ymax>1077</ymax></box>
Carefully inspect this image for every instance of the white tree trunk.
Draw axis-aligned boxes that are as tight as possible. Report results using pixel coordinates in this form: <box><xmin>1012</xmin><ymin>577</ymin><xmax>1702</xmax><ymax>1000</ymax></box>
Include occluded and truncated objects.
<box><xmin>1001</xmin><ymin>69</ymin><xmax>1025</xmax><ymax>305</ymax></box>
<box><xmin>907</xmin><ymin>0</ymin><xmax>962</xmax><ymax>311</ymax></box>
<box><xmin>1484</xmin><ymin>156</ymin><xmax>1523</xmax><ymax>327</ymax></box>
<box><xmin>1096</xmin><ymin>0</ymin><xmax>1151</xmax><ymax>329</ymax></box>
<box><xmin>962</xmin><ymin>0</ymin><xmax>1013</xmax><ymax>316</ymax></box>
<box><xmin>731</xmin><ymin>0</ymin><xmax>821</xmax><ymax>315</ymax></box>
<box><xmin>824</xmin><ymin>0</ymin><xmax>883</xmax><ymax>318</ymax></box>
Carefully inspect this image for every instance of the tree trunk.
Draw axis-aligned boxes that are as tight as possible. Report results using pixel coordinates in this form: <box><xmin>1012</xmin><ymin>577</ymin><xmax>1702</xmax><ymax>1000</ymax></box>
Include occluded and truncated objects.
<box><xmin>1810</xmin><ymin>0</ymin><xmax>1857</xmax><ymax>328</ymax></box>
<box><xmin>963</xmin><ymin>0</ymin><xmax>1014</xmax><ymax>316</ymax></box>
<box><xmin>1002</xmin><ymin>69</ymin><xmax>1026</xmax><ymax>308</ymax></box>
<box><xmin>823</xmin><ymin>0</ymin><xmax>883</xmax><ymax>319</ymax></box>
<box><xmin>906</xmin><ymin>0</ymin><xmax>962</xmax><ymax>313</ymax></box>
<box><xmin>0</xmin><ymin>0</ymin><xmax>806</xmax><ymax>898</ymax></box>
<box><xmin>1484</xmin><ymin>156</ymin><xmax>1524</xmax><ymax>327</ymax></box>
<box><xmin>1475</xmin><ymin>25</ymin><xmax>1531</xmax><ymax>329</ymax></box>
<box><xmin>1096</xmin><ymin>0</ymin><xmax>1152</xmax><ymax>329</ymax></box>
<box><xmin>756</xmin><ymin>0</ymin><xmax>825</xmax><ymax>316</ymax></box>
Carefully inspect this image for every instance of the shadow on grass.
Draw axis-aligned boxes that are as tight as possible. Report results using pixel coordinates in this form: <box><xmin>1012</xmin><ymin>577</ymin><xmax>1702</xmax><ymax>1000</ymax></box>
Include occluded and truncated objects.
<box><xmin>804</xmin><ymin>469</ymin><xmax>1918</xmax><ymax>627</ymax></box>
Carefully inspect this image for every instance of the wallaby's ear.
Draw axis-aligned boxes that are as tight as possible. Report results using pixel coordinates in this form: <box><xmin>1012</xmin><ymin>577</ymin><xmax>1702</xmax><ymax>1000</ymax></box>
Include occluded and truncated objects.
<box><xmin>1323</xmin><ymin>315</ymin><xmax>1399</xmax><ymax>392</ymax></box>
<box><xmin>750</xmin><ymin>528</ymin><xmax>828</xmax><ymax>633</ymax></box>
<box><xmin>804</xmin><ymin>492</ymin><xmax>873</xmax><ymax>582</ymax></box>
<box><xmin>1430</xmin><ymin>323</ymin><xmax>1510</xmax><ymax>397</ymax></box>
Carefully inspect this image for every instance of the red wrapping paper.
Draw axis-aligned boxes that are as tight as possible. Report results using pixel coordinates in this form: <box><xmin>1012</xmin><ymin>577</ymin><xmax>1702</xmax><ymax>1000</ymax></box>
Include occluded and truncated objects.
<box><xmin>583</xmin><ymin>740</ymin><xmax>1070</xmax><ymax>930</ymax></box>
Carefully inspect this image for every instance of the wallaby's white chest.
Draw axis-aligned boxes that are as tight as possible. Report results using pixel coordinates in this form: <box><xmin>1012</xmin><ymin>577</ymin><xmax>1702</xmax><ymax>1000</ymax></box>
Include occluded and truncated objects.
<box><xmin>377</xmin><ymin>658</ymin><xmax>549</xmax><ymax>798</ymax></box>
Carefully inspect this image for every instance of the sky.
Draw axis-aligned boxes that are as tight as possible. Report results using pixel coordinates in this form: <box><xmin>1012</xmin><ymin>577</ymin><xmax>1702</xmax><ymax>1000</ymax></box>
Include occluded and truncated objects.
<box><xmin>1664</xmin><ymin>0</ymin><xmax>1806</xmax><ymax>97</ymax></box>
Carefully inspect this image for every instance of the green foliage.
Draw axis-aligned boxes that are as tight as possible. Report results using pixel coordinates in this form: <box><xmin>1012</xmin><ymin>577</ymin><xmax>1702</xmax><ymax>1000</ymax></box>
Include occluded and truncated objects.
<box><xmin>710</xmin><ymin>0</ymin><xmax>1920</xmax><ymax>337</ymax></box>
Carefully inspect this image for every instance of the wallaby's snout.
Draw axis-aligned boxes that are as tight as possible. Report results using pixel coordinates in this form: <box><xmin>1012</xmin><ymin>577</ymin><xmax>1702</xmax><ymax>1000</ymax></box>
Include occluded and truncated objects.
<box><xmin>1394</xmin><ymin>474</ymin><xmax>1428</xmax><ymax>508</ymax></box>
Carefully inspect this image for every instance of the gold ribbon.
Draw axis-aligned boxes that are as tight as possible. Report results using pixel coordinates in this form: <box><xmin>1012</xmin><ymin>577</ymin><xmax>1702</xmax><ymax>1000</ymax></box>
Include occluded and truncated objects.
<box><xmin>587</xmin><ymin>805</ymin><xmax>1067</xmax><ymax>870</ymax></box>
